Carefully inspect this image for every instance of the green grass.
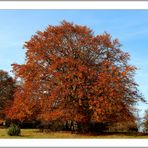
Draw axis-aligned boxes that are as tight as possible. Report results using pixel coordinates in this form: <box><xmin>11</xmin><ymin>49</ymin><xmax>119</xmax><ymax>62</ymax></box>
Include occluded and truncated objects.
<box><xmin>0</xmin><ymin>128</ymin><xmax>148</xmax><ymax>138</ymax></box>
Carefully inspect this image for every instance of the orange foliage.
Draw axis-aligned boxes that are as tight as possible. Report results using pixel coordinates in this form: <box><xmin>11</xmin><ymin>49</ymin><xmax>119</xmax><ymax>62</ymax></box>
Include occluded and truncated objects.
<box><xmin>7</xmin><ymin>21</ymin><xmax>144</xmax><ymax>124</ymax></box>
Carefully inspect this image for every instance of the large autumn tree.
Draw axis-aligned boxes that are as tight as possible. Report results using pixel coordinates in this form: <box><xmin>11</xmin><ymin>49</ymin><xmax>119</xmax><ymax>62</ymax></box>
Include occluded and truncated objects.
<box><xmin>0</xmin><ymin>70</ymin><xmax>15</xmax><ymax>120</ymax></box>
<box><xmin>7</xmin><ymin>21</ymin><xmax>144</xmax><ymax>127</ymax></box>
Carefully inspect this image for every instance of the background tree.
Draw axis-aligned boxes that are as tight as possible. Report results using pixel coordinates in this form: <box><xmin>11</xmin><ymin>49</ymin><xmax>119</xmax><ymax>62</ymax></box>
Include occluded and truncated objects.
<box><xmin>0</xmin><ymin>70</ymin><xmax>15</xmax><ymax>121</ymax></box>
<box><xmin>143</xmin><ymin>109</ymin><xmax>148</xmax><ymax>133</ymax></box>
<box><xmin>7</xmin><ymin>21</ymin><xmax>144</xmax><ymax>131</ymax></box>
<box><xmin>135</xmin><ymin>111</ymin><xmax>142</xmax><ymax>132</ymax></box>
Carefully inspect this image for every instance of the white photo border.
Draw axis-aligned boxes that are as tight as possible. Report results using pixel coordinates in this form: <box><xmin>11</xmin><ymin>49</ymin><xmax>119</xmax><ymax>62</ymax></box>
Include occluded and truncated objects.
<box><xmin>0</xmin><ymin>1</ymin><xmax>147</xmax><ymax>9</ymax></box>
<box><xmin>0</xmin><ymin>1</ymin><xmax>148</xmax><ymax>147</ymax></box>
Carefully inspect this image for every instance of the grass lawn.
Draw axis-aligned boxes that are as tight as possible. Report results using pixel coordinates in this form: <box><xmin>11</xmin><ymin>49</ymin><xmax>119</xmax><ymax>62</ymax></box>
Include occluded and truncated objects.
<box><xmin>0</xmin><ymin>128</ymin><xmax>148</xmax><ymax>138</ymax></box>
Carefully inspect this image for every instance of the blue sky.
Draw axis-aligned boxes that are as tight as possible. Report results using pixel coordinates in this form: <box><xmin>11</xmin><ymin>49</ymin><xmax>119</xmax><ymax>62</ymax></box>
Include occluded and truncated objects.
<box><xmin>0</xmin><ymin>10</ymin><xmax>147</xmax><ymax>117</ymax></box>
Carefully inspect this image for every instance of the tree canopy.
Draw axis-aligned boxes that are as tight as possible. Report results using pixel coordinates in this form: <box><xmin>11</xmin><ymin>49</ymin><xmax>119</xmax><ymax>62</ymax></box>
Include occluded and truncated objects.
<box><xmin>143</xmin><ymin>109</ymin><xmax>148</xmax><ymax>133</ymax></box>
<box><xmin>0</xmin><ymin>70</ymin><xmax>15</xmax><ymax>119</ymax></box>
<box><xmin>7</xmin><ymin>21</ymin><xmax>144</xmax><ymax>126</ymax></box>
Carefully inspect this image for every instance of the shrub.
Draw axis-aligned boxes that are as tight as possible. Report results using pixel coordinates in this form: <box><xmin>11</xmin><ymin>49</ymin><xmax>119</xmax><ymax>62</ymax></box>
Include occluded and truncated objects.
<box><xmin>7</xmin><ymin>124</ymin><xmax>21</xmax><ymax>136</ymax></box>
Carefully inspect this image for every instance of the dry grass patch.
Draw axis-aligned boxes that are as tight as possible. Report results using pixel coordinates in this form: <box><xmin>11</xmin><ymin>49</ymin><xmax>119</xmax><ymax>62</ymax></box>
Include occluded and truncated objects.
<box><xmin>0</xmin><ymin>129</ymin><xmax>148</xmax><ymax>139</ymax></box>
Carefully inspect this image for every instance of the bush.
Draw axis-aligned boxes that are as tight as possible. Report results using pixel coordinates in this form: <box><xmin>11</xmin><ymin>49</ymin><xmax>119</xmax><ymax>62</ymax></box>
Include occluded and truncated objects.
<box><xmin>7</xmin><ymin>124</ymin><xmax>21</xmax><ymax>136</ymax></box>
